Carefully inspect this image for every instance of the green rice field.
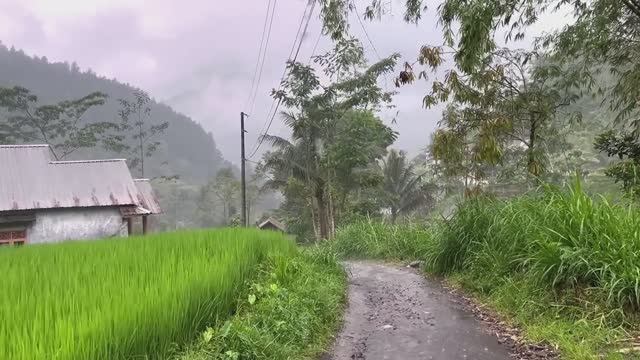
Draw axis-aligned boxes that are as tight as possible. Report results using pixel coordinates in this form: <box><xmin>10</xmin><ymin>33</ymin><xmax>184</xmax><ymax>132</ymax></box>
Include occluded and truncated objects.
<box><xmin>0</xmin><ymin>228</ymin><xmax>295</xmax><ymax>360</ymax></box>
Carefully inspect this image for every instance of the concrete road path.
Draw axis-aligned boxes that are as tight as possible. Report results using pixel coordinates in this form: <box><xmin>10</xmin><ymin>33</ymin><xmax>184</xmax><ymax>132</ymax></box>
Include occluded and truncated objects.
<box><xmin>323</xmin><ymin>261</ymin><xmax>512</xmax><ymax>360</ymax></box>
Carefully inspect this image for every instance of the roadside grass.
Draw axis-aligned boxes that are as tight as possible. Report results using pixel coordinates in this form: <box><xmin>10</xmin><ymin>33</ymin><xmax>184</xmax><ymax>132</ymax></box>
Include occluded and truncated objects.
<box><xmin>326</xmin><ymin>220</ymin><xmax>435</xmax><ymax>261</ymax></box>
<box><xmin>175</xmin><ymin>247</ymin><xmax>346</xmax><ymax>360</ymax></box>
<box><xmin>0</xmin><ymin>228</ymin><xmax>295</xmax><ymax>360</ymax></box>
<box><xmin>330</xmin><ymin>182</ymin><xmax>640</xmax><ymax>359</ymax></box>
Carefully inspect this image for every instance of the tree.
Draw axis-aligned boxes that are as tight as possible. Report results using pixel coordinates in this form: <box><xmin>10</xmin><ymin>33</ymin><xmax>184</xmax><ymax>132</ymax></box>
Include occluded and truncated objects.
<box><xmin>594</xmin><ymin>130</ymin><xmax>640</xmax><ymax>200</ymax></box>
<box><xmin>0</xmin><ymin>86</ymin><xmax>113</xmax><ymax>159</ymax></box>
<box><xmin>260</xmin><ymin>39</ymin><xmax>398</xmax><ymax>240</ymax></box>
<box><xmin>112</xmin><ymin>90</ymin><xmax>169</xmax><ymax>177</ymax></box>
<box><xmin>261</xmin><ymin>132</ymin><xmax>329</xmax><ymax>239</ymax></box>
<box><xmin>211</xmin><ymin>167</ymin><xmax>239</xmax><ymax>224</ymax></box>
<box><xmin>320</xmin><ymin>0</ymin><xmax>640</xmax><ymax>129</ymax></box>
<box><xmin>261</xmin><ymin>110</ymin><xmax>396</xmax><ymax>239</ymax></box>
<box><xmin>411</xmin><ymin>47</ymin><xmax>575</xmax><ymax>193</ymax></box>
<box><xmin>195</xmin><ymin>181</ymin><xmax>220</xmax><ymax>228</ymax></box>
<box><xmin>245</xmin><ymin>172</ymin><xmax>265</xmax><ymax>224</ymax></box>
<box><xmin>380</xmin><ymin>149</ymin><xmax>435</xmax><ymax>223</ymax></box>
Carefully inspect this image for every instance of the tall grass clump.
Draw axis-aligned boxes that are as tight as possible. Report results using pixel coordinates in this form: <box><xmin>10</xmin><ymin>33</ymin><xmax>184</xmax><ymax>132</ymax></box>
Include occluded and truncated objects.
<box><xmin>432</xmin><ymin>181</ymin><xmax>640</xmax><ymax>311</ymax></box>
<box><xmin>0</xmin><ymin>228</ymin><xmax>295</xmax><ymax>360</ymax></box>
<box><xmin>331</xmin><ymin>219</ymin><xmax>435</xmax><ymax>260</ymax></box>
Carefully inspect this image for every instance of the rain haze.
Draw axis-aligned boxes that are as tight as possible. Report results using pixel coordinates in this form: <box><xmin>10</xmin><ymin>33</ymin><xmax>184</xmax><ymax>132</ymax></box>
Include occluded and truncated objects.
<box><xmin>0</xmin><ymin>0</ymin><xmax>568</xmax><ymax>163</ymax></box>
<box><xmin>0</xmin><ymin>0</ymin><xmax>456</xmax><ymax>163</ymax></box>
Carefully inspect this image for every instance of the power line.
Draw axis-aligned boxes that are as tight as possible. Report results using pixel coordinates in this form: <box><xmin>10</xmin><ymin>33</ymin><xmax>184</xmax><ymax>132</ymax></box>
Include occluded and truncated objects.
<box><xmin>247</xmin><ymin>1</ymin><xmax>311</xmax><ymax>157</ymax></box>
<box><xmin>353</xmin><ymin>3</ymin><xmax>389</xmax><ymax>90</ymax></box>
<box><xmin>308</xmin><ymin>26</ymin><xmax>322</xmax><ymax>65</ymax></box>
<box><xmin>247</xmin><ymin>0</ymin><xmax>278</xmax><ymax>115</ymax></box>
<box><xmin>248</xmin><ymin>0</ymin><xmax>317</xmax><ymax>159</ymax></box>
<box><xmin>354</xmin><ymin>4</ymin><xmax>382</xmax><ymax>61</ymax></box>
<box><xmin>244</xmin><ymin>0</ymin><xmax>275</xmax><ymax>110</ymax></box>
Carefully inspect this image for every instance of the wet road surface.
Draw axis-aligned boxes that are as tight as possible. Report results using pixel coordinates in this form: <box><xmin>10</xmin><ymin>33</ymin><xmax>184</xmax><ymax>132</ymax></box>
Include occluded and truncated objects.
<box><xmin>324</xmin><ymin>261</ymin><xmax>512</xmax><ymax>360</ymax></box>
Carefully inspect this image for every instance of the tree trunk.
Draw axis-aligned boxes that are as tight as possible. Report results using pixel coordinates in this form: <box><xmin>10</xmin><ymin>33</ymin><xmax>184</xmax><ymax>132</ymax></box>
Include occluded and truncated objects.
<box><xmin>309</xmin><ymin>197</ymin><xmax>319</xmax><ymax>239</ymax></box>
<box><xmin>223</xmin><ymin>203</ymin><xmax>228</xmax><ymax>223</ymax></box>
<box><xmin>139</xmin><ymin>124</ymin><xmax>145</xmax><ymax>178</ymax></box>
<box><xmin>328</xmin><ymin>187</ymin><xmax>335</xmax><ymax>238</ymax></box>
<box><xmin>527</xmin><ymin>125</ymin><xmax>536</xmax><ymax>172</ymax></box>
<box><xmin>315</xmin><ymin>186</ymin><xmax>329</xmax><ymax>240</ymax></box>
<box><xmin>527</xmin><ymin>114</ymin><xmax>541</xmax><ymax>183</ymax></box>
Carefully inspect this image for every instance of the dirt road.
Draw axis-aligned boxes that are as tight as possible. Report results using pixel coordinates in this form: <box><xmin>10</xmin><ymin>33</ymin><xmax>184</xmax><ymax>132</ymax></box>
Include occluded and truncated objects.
<box><xmin>323</xmin><ymin>261</ymin><xmax>512</xmax><ymax>360</ymax></box>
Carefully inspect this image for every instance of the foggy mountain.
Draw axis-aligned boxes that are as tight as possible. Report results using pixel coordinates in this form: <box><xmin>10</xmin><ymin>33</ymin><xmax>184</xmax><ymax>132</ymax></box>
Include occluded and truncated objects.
<box><xmin>0</xmin><ymin>42</ymin><xmax>229</xmax><ymax>183</ymax></box>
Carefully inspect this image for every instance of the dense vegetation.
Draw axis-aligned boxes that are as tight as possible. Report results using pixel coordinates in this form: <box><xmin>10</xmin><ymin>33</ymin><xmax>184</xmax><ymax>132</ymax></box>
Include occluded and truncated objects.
<box><xmin>330</xmin><ymin>182</ymin><xmax>640</xmax><ymax>358</ymax></box>
<box><xmin>176</xmin><ymin>249</ymin><xmax>345</xmax><ymax>360</ymax></box>
<box><xmin>0</xmin><ymin>229</ymin><xmax>295</xmax><ymax>360</ymax></box>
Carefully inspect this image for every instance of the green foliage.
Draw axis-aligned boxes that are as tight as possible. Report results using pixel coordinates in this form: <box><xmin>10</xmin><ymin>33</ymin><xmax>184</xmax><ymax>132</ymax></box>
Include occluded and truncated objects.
<box><xmin>0</xmin><ymin>228</ymin><xmax>295</xmax><ymax>360</ymax></box>
<box><xmin>211</xmin><ymin>167</ymin><xmax>240</xmax><ymax>224</ymax></box>
<box><xmin>273</xmin><ymin>178</ymin><xmax>317</xmax><ymax>242</ymax></box>
<box><xmin>380</xmin><ymin>149</ymin><xmax>436</xmax><ymax>222</ymax></box>
<box><xmin>423</xmin><ymin>48</ymin><xmax>577</xmax><ymax>187</ymax></box>
<box><xmin>321</xmin><ymin>0</ymin><xmax>640</xmax><ymax>132</ymax></box>
<box><xmin>111</xmin><ymin>89</ymin><xmax>169</xmax><ymax>177</ymax></box>
<box><xmin>331</xmin><ymin>219</ymin><xmax>434</xmax><ymax>260</ymax></box>
<box><xmin>326</xmin><ymin>111</ymin><xmax>396</xmax><ymax>187</ymax></box>
<box><xmin>175</xmin><ymin>249</ymin><xmax>346</xmax><ymax>360</ymax></box>
<box><xmin>594</xmin><ymin>130</ymin><xmax>640</xmax><ymax>200</ymax></box>
<box><xmin>0</xmin><ymin>86</ymin><xmax>114</xmax><ymax>159</ymax></box>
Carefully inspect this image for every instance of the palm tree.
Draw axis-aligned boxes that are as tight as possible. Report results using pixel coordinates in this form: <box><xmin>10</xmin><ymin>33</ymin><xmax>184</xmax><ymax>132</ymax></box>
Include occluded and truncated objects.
<box><xmin>381</xmin><ymin>149</ymin><xmax>435</xmax><ymax>223</ymax></box>
<box><xmin>260</xmin><ymin>112</ymin><xmax>332</xmax><ymax>239</ymax></box>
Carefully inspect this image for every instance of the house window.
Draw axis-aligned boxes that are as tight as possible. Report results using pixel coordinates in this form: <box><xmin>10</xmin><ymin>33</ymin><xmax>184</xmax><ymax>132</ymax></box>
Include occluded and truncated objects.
<box><xmin>0</xmin><ymin>230</ymin><xmax>27</xmax><ymax>246</ymax></box>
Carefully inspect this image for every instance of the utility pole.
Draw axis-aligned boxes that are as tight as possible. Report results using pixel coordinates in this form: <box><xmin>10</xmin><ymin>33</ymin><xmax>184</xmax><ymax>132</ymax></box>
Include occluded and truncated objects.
<box><xmin>240</xmin><ymin>112</ymin><xmax>247</xmax><ymax>227</ymax></box>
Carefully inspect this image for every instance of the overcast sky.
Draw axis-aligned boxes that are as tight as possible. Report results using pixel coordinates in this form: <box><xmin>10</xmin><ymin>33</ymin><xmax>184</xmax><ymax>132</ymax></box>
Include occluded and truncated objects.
<box><xmin>0</xmin><ymin>0</ymin><xmax>567</xmax><ymax>163</ymax></box>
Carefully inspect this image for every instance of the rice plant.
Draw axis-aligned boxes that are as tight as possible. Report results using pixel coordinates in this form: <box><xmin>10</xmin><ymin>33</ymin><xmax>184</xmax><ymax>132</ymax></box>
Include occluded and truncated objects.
<box><xmin>0</xmin><ymin>228</ymin><xmax>295</xmax><ymax>360</ymax></box>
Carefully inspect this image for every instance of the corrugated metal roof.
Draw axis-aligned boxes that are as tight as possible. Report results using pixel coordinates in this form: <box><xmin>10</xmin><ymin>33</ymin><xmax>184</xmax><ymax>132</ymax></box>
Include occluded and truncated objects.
<box><xmin>120</xmin><ymin>205</ymin><xmax>152</xmax><ymax>217</ymax></box>
<box><xmin>133</xmin><ymin>179</ymin><xmax>162</xmax><ymax>214</ymax></box>
<box><xmin>0</xmin><ymin>145</ymin><xmax>160</xmax><ymax>213</ymax></box>
<box><xmin>258</xmin><ymin>217</ymin><xmax>287</xmax><ymax>231</ymax></box>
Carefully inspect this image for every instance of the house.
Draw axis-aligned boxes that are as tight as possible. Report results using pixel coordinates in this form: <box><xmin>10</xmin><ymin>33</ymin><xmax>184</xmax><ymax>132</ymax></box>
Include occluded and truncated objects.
<box><xmin>0</xmin><ymin>144</ymin><xmax>161</xmax><ymax>245</ymax></box>
<box><xmin>257</xmin><ymin>217</ymin><xmax>286</xmax><ymax>232</ymax></box>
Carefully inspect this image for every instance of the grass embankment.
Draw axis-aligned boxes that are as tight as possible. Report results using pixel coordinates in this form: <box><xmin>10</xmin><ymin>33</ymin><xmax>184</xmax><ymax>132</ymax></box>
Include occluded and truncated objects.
<box><xmin>331</xmin><ymin>184</ymin><xmax>640</xmax><ymax>359</ymax></box>
<box><xmin>0</xmin><ymin>228</ymin><xmax>296</xmax><ymax>360</ymax></box>
<box><xmin>176</xmin><ymin>249</ymin><xmax>346</xmax><ymax>359</ymax></box>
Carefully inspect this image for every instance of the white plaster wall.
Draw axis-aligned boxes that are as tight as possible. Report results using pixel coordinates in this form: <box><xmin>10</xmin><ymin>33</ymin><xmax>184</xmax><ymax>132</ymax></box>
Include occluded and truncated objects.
<box><xmin>27</xmin><ymin>207</ymin><xmax>127</xmax><ymax>244</ymax></box>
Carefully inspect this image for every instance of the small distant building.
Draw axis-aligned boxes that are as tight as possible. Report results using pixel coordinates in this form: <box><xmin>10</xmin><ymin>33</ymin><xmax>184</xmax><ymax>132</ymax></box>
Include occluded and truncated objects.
<box><xmin>0</xmin><ymin>144</ymin><xmax>161</xmax><ymax>245</ymax></box>
<box><xmin>257</xmin><ymin>217</ymin><xmax>286</xmax><ymax>232</ymax></box>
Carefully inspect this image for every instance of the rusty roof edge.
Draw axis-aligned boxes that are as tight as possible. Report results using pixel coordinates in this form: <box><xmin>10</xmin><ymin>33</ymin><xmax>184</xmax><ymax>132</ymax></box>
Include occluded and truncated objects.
<box><xmin>0</xmin><ymin>144</ymin><xmax>50</xmax><ymax>148</ymax></box>
<box><xmin>49</xmin><ymin>159</ymin><xmax>127</xmax><ymax>164</ymax></box>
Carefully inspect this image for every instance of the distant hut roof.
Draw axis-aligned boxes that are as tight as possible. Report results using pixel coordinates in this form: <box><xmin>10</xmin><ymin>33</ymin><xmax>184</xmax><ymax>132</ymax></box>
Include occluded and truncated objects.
<box><xmin>133</xmin><ymin>179</ymin><xmax>162</xmax><ymax>214</ymax></box>
<box><xmin>257</xmin><ymin>217</ymin><xmax>287</xmax><ymax>232</ymax></box>
<box><xmin>0</xmin><ymin>144</ymin><xmax>160</xmax><ymax>213</ymax></box>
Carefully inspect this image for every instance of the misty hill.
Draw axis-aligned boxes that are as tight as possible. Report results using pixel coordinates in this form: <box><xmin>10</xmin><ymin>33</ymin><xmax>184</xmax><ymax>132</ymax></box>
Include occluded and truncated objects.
<box><xmin>0</xmin><ymin>42</ymin><xmax>228</xmax><ymax>183</ymax></box>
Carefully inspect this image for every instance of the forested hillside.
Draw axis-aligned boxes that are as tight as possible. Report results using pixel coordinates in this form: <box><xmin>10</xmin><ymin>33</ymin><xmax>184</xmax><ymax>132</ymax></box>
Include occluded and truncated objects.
<box><xmin>0</xmin><ymin>42</ymin><xmax>228</xmax><ymax>183</ymax></box>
